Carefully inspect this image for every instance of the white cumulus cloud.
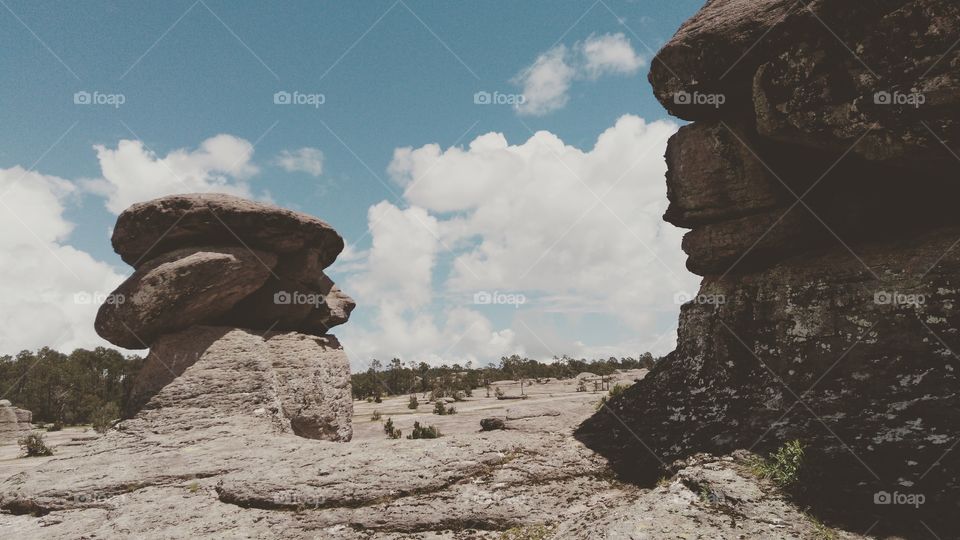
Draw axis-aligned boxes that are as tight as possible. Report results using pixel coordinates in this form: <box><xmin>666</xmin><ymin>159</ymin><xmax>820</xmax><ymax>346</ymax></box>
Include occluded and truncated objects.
<box><xmin>275</xmin><ymin>147</ymin><xmax>324</xmax><ymax>177</ymax></box>
<box><xmin>514</xmin><ymin>33</ymin><xmax>646</xmax><ymax>116</ymax></box>
<box><xmin>341</xmin><ymin>115</ymin><xmax>697</xmax><ymax>366</ymax></box>
<box><xmin>85</xmin><ymin>134</ymin><xmax>258</xmax><ymax>214</ymax></box>
<box><xmin>0</xmin><ymin>167</ymin><xmax>126</xmax><ymax>354</ymax></box>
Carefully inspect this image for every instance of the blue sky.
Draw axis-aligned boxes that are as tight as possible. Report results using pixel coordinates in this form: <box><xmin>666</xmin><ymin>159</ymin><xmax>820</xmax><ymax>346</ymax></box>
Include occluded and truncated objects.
<box><xmin>0</xmin><ymin>0</ymin><xmax>705</xmax><ymax>367</ymax></box>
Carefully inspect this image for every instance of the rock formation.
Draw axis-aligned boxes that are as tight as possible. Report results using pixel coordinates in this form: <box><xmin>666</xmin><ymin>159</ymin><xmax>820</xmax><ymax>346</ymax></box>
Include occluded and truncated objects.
<box><xmin>0</xmin><ymin>400</ymin><xmax>32</xmax><ymax>445</ymax></box>
<box><xmin>577</xmin><ymin>0</ymin><xmax>960</xmax><ymax>536</ymax></box>
<box><xmin>95</xmin><ymin>193</ymin><xmax>355</xmax><ymax>441</ymax></box>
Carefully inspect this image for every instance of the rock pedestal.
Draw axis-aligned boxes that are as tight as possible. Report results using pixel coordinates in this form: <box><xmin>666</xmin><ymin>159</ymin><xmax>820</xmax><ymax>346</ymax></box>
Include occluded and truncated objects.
<box><xmin>96</xmin><ymin>193</ymin><xmax>355</xmax><ymax>442</ymax></box>
<box><xmin>578</xmin><ymin>0</ymin><xmax>960</xmax><ymax>535</ymax></box>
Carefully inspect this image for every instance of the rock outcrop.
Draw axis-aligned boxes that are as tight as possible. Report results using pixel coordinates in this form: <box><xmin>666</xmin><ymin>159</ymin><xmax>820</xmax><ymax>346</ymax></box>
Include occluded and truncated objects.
<box><xmin>0</xmin><ymin>400</ymin><xmax>32</xmax><ymax>445</ymax></box>
<box><xmin>578</xmin><ymin>0</ymin><xmax>960</xmax><ymax>536</ymax></box>
<box><xmin>95</xmin><ymin>193</ymin><xmax>355</xmax><ymax>442</ymax></box>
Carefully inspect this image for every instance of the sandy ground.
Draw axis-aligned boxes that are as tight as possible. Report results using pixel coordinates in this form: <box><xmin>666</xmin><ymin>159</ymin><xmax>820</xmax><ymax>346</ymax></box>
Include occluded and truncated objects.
<box><xmin>351</xmin><ymin>370</ymin><xmax>646</xmax><ymax>441</ymax></box>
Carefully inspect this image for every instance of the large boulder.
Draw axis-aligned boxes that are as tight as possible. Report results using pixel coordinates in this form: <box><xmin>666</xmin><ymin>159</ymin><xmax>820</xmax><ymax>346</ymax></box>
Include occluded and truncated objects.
<box><xmin>0</xmin><ymin>401</ymin><xmax>32</xmax><ymax>445</ymax></box>
<box><xmin>125</xmin><ymin>326</ymin><xmax>352</xmax><ymax>441</ymax></box>
<box><xmin>95</xmin><ymin>247</ymin><xmax>277</xmax><ymax>349</ymax></box>
<box><xmin>111</xmin><ymin>193</ymin><xmax>344</xmax><ymax>269</ymax></box>
<box><xmin>579</xmin><ymin>0</ymin><xmax>960</xmax><ymax>536</ymax></box>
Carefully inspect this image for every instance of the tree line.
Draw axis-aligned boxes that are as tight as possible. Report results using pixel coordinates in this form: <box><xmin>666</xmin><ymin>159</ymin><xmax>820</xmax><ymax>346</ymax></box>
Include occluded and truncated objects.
<box><xmin>0</xmin><ymin>346</ymin><xmax>659</xmax><ymax>424</ymax></box>
<box><xmin>0</xmin><ymin>347</ymin><xmax>144</xmax><ymax>426</ymax></box>
<box><xmin>349</xmin><ymin>353</ymin><xmax>658</xmax><ymax>400</ymax></box>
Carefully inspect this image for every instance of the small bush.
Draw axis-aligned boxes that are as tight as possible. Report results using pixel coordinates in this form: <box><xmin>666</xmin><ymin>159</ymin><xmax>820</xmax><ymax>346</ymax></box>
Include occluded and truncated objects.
<box><xmin>407</xmin><ymin>395</ymin><xmax>419</xmax><ymax>409</ymax></box>
<box><xmin>18</xmin><ymin>433</ymin><xmax>53</xmax><ymax>457</ymax></box>
<box><xmin>374</xmin><ymin>394</ymin><xmax>382</xmax><ymax>404</ymax></box>
<box><xmin>576</xmin><ymin>381</ymin><xmax>586</xmax><ymax>392</ymax></box>
<box><xmin>608</xmin><ymin>383</ymin><xmax>628</xmax><ymax>398</ymax></box>
<box><xmin>407</xmin><ymin>421</ymin><xmax>441</xmax><ymax>439</ymax></box>
<box><xmin>750</xmin><ymin>439</ymin><xmax>805</xmax><ymax>489</ymax></box>
<box><xmin>494</xmin><ymin>386</ymin><xmax>505</xmax><ymax>399</ymax></box>
<box><xmin>91</xmin><ymin>402</ymin><xmax>120</xmax><ymax>434</ymax></box>
<box><xmin>371</xmin><ymin>410</ymin><xmax>382</xmax><ymax>421</ymax></box>
<box><xmin>46</xmin><ymin>422</ymin><xmax>63</xmax><ymax>432</ymax></box>
<box><xmin>433</xmin><ymin>401</ymin><xmax>456</xmax><ymax>415</ymax></box>
<box><xmin>383</xmin><ymin>418</ymin><xmax>402</xmax><ymax>439</ymax></box>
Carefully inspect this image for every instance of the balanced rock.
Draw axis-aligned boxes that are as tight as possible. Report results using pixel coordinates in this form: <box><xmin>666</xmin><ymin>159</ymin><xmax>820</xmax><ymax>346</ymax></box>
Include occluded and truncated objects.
<box><xmin>93</xmin><ymin>193</ymin><xmax>354</xmax><ymax>444</ymax></box>
<box><xmin>112</xmin><ymin>193</ymin><xmax>344</xmax><ymax>268</ymax></box>
<box><xmin>95</xmin><ymin>247</ymin><xmax>277</xmax><ymax>349</ymax></box>
<box><xmin>578</xmin><ymin>0</ymin><xmax>960</xmax><ymax>536</ymax></box>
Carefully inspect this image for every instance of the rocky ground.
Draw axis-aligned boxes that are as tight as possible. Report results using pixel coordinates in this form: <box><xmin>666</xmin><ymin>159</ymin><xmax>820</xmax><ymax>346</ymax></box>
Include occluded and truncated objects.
<box><xmin>0</xmin><ymin>370</ymin><xmax>867</xmax><ymax>539</ymax></box>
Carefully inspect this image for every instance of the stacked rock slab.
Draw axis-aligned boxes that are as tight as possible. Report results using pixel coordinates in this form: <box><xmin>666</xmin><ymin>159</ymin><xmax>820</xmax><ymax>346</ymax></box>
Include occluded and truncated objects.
<box><xmin>96</xmin><ymin>193</ymin><xmax>355</xmax><ymax>441</ymax></box>
<box><xmin>0</xmin><ymin>400</ymin><xmax>32</xmax><ymax>445</ymax></box>
<box><xmin>577</xmin><ymin>0</ymin><xmax>960</xmax><ymax>535</ymax></box>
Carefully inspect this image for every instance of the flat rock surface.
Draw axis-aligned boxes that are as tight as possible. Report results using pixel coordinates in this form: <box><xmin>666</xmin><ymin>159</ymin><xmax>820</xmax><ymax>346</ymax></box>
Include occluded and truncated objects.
<box><xmin>0</xmin><ymin>370</ymin><xmax>863</xmax><ymax>539</ymax></box>
<box><xmin>111</xmin><ymin>193</ymin><xmax>344</xmax><ymax>268</ymax></box>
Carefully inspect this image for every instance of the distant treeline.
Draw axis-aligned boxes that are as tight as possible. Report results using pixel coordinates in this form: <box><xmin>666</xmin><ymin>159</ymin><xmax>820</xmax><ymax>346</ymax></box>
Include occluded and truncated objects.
<box><xmin>350</xmin><ymin>353</ymin><xmax>659</xmax><ymax>400</ymax></box>
<box><xmin>0</xmin><ymin>347</ymin><xmax>144</xmax><ymax>426</ymax></box>
<box><xmin>0</xmin><ymin>347</ymin><xmax>660</xmax><ymax>423</ymax></box>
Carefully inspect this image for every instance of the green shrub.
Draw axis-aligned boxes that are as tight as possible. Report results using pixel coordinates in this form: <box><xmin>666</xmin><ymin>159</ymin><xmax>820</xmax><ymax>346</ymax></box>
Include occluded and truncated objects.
<box><xmin>383</xmin><ymin>418</ymin><xmax>402</xmax><ymax>439</ymax></box>
<box><xmin>433</xmin><ymin>401</ymin><xmax>456</xmax><ymax>415</ymax></box>
<box><xmin>374</xmin><ymin>394</ymin><xmax>382</xmax><ymax>404</ymax></box>
<box><xmin>371</xmin><ymin>410</ymin><xmax>382</xmax><ymax>421</ymax></box>
<box><xmin>407</xmin><ymin>421</ymin><xmax>441</xmax><ymax>439</ymax></box>
<box><xmin>18</xmin><ymin>433</ymin><xmax>53</xmax><ymax>457</ymax></box>
<box><xmin>91</xmin><ymin>402</ymin><xmax>120</xmax><ymax>434</ymax></box>
<box><xmin>608</xmin><ymin>383</ymin><xmax>628</xmax><ymax>398</ymax></box>
<box><xmin>750</xmin><ymin>439</ymin><xmax>805</xmax><ymax>489</ymax></box>
<box><xmin>407</xmin><ymin>395</ymin><xmax>419</xmax><ymax>409</ymax></box>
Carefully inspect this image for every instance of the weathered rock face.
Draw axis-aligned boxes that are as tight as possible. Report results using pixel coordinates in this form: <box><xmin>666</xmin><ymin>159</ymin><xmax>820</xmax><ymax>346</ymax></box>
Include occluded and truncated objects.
<box><xmin>579</xmin><ymin>0</ymin><xmax>960</xmax><ymax>536</ymax></box>
<box><xmin>93</xmin><ymin>193</ymin><xmax>355</xmax><ymax>443</ymax></box>
<box><xmin>112</xmin><ymin>193</ymin><xmax>344</xmax><ymax>268</ymax></box>
<box><xmin>95</xmin><ymin>247</ymin><xmax>278</xmax><ymax>348</ymax></box>
<box><xmin>124</xmin><ymin>326</ymin><xmax>352</xmax><ymax>442</ymax></box>
<box><xmin>0</xmin><ymin>400</ymin><xmax>32</xmax><ymax>445</ymax></box>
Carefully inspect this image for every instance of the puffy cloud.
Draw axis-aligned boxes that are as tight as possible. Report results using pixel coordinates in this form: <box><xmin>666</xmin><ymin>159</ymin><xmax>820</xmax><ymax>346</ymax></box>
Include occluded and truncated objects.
<box><xmin>85</xmin><ymin>134</ymin><xmax>258</xmax><ymax>214</ymax></box>
<box><xmin>514</xmin><ymin>33</ymin><xmax>645</xmax><ymax>116</ymax></box>
<box><xmin>581</xmin><ymin>32</ymin><xmax>645</xmax><ymax>78</ymax></box>
<box><xmin>512</xmin><ymin>45</ymin><xmax>576</xmax><ymax>116</ymax></box>
<box><xmin>343</xmin><ymin>115</ymin><xmax>697</xmax><ymax>366</ymax></box>
<box><xmin>0</xmin><ymin>167</ymin><xmax>126</xmax><ymax>354</ymax></box>
<box><xmin>275</xmin><ymin>147</ymin><xmax>324</xmax><ymax>177</ymax></box>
